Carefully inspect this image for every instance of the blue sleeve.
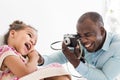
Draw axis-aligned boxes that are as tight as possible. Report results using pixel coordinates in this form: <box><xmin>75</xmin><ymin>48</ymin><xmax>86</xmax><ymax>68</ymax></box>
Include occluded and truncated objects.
<box><xmin>76</xmin><ymin>62</ymin><xmax>107</xmax><ymax>80</ymax></box>
<box><xmin>76</xmin><ymin>54</ymin><xmax>120</xmax><ymax>80</ymax></box>
<box><xmin>42</xmin><ymin>51</ymin><xmax>67</xmax><ymax>66</ymax></box>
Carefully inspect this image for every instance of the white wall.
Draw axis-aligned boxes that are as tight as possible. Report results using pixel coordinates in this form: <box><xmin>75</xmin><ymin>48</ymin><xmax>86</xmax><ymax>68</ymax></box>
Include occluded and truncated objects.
<box><xmin>0</xmin><ymin>0</ymin><xmax>107</xmax><ymax>79</ymax></box>
<box><xmin>104</xmin><ymin>0</ymin><xmax>120</xmax><ymax>33</ymax></box>
<box><xmin>0</xmin><ymin>0</ymin><xmax>106</xmax><ymax>54</ymax></box>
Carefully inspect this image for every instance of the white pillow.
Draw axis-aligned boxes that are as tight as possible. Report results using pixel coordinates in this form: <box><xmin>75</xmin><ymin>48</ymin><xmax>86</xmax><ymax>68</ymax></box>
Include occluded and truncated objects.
<box><xmin>0</xmin><ymin>35</ymin><xmax>4</xmax><ymax>46</ymax></box>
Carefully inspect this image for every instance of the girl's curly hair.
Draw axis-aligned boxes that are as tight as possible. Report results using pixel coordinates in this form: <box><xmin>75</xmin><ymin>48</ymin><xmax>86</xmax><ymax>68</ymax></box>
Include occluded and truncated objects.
<box><xmin>4</xmin><ymin>20</ymin><xmax>37</xmax><ymax>44</ymax></box>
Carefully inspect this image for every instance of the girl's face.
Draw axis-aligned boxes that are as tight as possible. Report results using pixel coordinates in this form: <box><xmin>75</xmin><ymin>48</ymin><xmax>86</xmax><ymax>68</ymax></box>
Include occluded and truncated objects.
<box><xmin>8</xmin><ymin>27</ymin><xmax>38</xmax><ymax>55</ymax></box>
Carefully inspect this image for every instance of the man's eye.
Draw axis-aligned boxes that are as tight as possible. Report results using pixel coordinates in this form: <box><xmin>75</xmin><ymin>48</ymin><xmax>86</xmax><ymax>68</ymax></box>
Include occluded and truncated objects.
<box><xmin>77</xmin><ymin>33</ymin><xmax>81</xmax><ymax>38</ymax></box>
<box><xmin>85</xmin><ymin>34</ymin><xmax>91</xmax><ymax>37</ymax></box>
<box><xmin>85</xmin><ymin>32</ymin><xmax>95</xmax><ymax>37</ymax></box>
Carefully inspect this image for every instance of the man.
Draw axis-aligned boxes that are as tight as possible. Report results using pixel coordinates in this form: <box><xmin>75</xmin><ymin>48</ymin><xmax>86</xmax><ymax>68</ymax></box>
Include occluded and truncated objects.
<box><xmin>43</xmin><ymin>12</ymin><xmax>120</xmax><ymax>80</ymax></box>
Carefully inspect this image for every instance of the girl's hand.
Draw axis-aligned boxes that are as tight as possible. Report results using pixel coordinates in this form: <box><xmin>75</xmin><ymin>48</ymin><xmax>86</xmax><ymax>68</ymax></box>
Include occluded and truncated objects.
<box><xmin>28</xmin><ymin>50</ymin><xmax>39</xmax><ymax>61</ymax></box>
<box><xmin>27</xmin><ymin>50</ymin><xmax>39</xmax><ymax>68</ymax></box>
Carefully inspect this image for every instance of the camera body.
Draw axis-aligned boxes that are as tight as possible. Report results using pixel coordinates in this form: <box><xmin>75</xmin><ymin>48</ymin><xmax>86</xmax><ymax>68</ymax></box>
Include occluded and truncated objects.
<box><xmin>63</xmin><ymin>34</ymin><xmax>79</xmax><ymax>47</ymax></box>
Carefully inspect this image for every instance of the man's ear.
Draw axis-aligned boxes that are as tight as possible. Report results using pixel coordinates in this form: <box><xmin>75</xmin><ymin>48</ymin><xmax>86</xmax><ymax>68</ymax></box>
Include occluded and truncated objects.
<box><xmin>100</xmin><ymin>27</ymin><xmax>105</xmax><ymax>36</ymax></box>
<box><xmin>9</xmin><ymin>30</ymin><xmax>16</xmax><ymax>38</ymax></box>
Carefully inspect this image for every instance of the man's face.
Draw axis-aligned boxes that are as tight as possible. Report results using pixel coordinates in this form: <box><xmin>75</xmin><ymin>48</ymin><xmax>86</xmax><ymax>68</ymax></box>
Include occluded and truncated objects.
<box><xmin>77</xmin><ymin>19</ymin><xmax>104</xmax><ymax>52</ymax></box>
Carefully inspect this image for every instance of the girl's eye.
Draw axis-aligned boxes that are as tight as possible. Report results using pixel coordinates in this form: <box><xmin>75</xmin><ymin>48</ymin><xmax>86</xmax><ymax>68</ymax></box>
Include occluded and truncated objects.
<box><xmin>28</xmin><ymin>33</ymin><xmax>32</xmax><ymax>38</ymax></box>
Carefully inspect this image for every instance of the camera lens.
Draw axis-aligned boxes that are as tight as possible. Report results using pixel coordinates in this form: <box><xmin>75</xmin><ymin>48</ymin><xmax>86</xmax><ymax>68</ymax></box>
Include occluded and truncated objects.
<box><xmin>64</xmin><ymin>37</ymin><xmax>71</xmax><ymax>46</ymax></box>
<box><xmin>63</xmin><ymin>34</ymin><xmax>78</xmax><ymax>47</ymax></box>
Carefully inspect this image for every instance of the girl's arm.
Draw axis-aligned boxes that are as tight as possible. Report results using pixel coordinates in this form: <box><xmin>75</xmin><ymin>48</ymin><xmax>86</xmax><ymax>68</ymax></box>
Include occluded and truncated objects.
<box><xmin>3</xmin><ymin>50</ymin><xmax>39</xmax><ymax>78</ymax></box>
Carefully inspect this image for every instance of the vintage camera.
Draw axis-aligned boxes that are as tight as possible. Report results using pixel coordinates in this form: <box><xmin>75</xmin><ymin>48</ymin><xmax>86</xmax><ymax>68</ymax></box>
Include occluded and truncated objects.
<box><xmin>63</xmin><ymin>34</ymin><xmax>79</xmax><ymax>47</ymax></box>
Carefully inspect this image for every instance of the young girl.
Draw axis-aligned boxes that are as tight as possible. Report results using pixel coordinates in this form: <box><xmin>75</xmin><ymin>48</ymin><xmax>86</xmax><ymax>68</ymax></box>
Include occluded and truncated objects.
<box><xmin>0</xmin><ymin>20</ymin><xmax>71</xmax><ymax>80</ymax></box>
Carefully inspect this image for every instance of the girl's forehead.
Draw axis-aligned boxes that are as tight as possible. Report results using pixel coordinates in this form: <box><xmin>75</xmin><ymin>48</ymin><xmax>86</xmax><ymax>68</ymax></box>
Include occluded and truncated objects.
<box><xmin>25</xmin><ymin>27</ymin><xmax>37</xmax><ymax>33</ymax></box>
<box><xmin>24</xmin><ymin>27</ymin><xmax>38</xmax><ymax>37</ymax></box>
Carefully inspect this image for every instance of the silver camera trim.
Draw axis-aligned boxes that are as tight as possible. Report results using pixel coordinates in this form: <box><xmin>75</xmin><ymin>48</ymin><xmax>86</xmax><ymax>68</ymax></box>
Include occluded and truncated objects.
<box><xmin>63</xmin><ymin>34</ymin><xmax>77</xmax><ymax>47</ymax></box>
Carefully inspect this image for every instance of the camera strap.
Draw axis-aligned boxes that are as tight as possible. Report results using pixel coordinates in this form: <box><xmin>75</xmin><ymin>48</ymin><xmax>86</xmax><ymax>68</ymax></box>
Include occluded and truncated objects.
<box><xmin>50</xmin><ymin>40</ymin><xmax>85</xmax><ymax>63</ymax></box>
<box><xmin>50</xmin><ymin>41</ymin><xmax>62</xmax><ymax>50</ymax></box>
<box><xmin>76</xmin><ymin>40</ymin><xmax>82</xmax><ymax>59</ymax></box>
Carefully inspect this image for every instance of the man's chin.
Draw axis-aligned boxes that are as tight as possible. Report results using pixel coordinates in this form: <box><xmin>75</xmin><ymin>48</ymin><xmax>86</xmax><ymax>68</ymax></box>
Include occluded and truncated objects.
<box><xmin>87</xmin><ymin>48</ymin><xmax>95</xmax><ymax>52</ymax></box>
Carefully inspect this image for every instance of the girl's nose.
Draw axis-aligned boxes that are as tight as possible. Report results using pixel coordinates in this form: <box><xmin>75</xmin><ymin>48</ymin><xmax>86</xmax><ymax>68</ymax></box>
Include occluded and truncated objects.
<box><xmin>30</xmin><ymin>39</ymin><xmax>36</xmax><ymax>45</ymax></box>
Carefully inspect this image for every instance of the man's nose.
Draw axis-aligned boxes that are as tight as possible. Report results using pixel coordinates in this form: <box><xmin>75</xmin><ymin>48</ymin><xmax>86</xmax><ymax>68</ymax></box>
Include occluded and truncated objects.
<box><xmin>80</xmin><ymin>37</ymin><xmax>88</xmax><ymax>43</ymax></box>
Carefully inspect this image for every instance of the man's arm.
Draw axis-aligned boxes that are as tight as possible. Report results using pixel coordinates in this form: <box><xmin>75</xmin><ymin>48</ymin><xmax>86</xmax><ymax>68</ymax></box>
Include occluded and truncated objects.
<box><xmin>42</xmin><ymin>51</ymin><xmax>67</xmax><ymax>66</ymax></box>
<box><xmin>76</xmin><ymin>55</ymin><xmax>120</xmax><ymax>80</ymax></box>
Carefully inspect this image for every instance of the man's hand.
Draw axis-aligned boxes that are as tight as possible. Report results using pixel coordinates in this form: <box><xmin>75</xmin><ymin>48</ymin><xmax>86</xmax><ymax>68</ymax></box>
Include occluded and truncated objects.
<box><xmin>37</xmin><ymin>52</ymin><xmax>44</xmax><ymax>66</ymax></box>
<box><xmin>62</xmin><ymin>42</ymin><xmax>81</xmax><ymax>68</ymax></box>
